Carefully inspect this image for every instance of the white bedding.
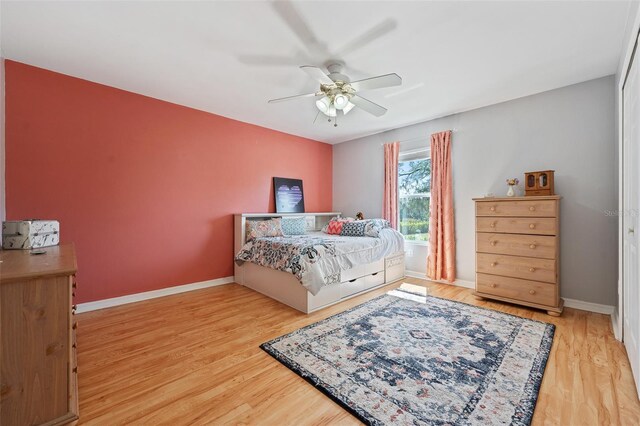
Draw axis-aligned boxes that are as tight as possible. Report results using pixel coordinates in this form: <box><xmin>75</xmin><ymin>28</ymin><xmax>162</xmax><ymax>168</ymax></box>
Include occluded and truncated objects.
<box><xmin>235</xmin><ymin>228</ymin><xmax>405</xmax><ymax>295</ymax></box>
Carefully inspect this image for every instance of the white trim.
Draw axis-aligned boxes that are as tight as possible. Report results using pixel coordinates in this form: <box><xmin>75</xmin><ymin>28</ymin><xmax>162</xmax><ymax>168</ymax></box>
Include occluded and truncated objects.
<box><xmin>405</xmin><ymin>270</ymin><xmax>475</xmax><ymax>289</ymax></box>
<box><xmin>563</xmin><ymin>298</ymin><xmax>615</xmax><ymax>315</ymax></box>
<box><xmin>404</xmin><ymin>240</ymin><xmax>428</xmax><ymax>247</ymax></box>
<box><xmin>618</xmin><ymin>0</ymin><xmax>640</xmax><ymax>344</ymax></box>
<box><xmin>612</xmin><ymin>308</ymin><xmax>622</xmax><ymax>340</ymax></box>
<box><xmin>76</xmin><ymin>276</ymin><xmax>235</xmax><ymax>313</ymax></box>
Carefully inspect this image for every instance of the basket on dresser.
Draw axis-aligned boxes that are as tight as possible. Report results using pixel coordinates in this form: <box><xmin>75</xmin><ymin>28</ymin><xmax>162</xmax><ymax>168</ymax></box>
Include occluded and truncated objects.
<box><xmin>473</xmin><ymin>196</ymin><xmax>563</xmax><ymax>316</ymax></box>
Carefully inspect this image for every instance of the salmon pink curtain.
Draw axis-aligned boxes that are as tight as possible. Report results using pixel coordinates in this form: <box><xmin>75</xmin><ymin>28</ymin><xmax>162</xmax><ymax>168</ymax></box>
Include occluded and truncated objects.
<box><xmin>427</xmin><ymin>130</ymin><xmax>456</xmax><ymax>282</ymax></box>
<box><xmin>383</xmin><ymin>142</ymin><xmax>399</xmax><ymax>229</ymax></box>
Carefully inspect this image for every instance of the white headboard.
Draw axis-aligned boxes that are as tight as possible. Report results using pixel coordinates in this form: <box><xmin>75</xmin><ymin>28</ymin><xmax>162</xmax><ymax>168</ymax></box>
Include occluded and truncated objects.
<box><xmin>233</xmin><ymin>212</ymin><xmax>341</xmax><ymax>254</ymax></box>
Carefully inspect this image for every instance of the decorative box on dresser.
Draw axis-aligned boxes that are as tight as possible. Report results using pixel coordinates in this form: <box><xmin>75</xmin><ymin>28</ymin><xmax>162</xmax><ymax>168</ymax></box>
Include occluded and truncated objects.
<box><xmin>473</xmin><ymin>196</ymin><xmax>563</xmax><ymax>316</ymax></box>
<box><xmin>0</xmin><ymin>244</ymin><xmax>79</xmax><ymax>425</ymax></box>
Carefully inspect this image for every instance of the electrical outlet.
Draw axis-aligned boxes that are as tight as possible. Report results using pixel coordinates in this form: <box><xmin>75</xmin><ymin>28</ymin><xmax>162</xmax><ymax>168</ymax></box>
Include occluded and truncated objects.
<box><xmin>405</xmin><ymin>249</ymin><xmax>414</xmax><ymax>257</ymax></box>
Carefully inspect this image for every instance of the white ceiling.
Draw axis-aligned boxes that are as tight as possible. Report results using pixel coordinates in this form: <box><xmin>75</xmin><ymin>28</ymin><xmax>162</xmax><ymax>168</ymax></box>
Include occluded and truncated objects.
<box><xmin>0</xmin><ymin>1</ymin><xmax>633</xmax><ymax>144</ymax></box>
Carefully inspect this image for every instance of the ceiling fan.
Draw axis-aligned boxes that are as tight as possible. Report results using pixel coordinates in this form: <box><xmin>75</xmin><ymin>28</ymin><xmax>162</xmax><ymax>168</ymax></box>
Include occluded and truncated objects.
<box><xmin>268</xmin><ymin>62</ymin><xmax>402</xmax><ymax>126</ymax></box>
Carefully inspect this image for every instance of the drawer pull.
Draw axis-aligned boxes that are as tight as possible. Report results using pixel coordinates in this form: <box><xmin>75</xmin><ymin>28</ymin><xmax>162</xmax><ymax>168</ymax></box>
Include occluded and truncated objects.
<box><xmin>371</xmin><ymin>272</ymin><xmax>378</xmax><ymax>276</ymax></box>
<box><xmin>490</xmin><ymin>262</ymin><xmax>497</xmax><ymax>267</ymax></box>
<box><xmin>490</xmin><ymin>206</ymin><xmax>496</xmax><ymax>212</ymax></box>
<box><xmin>72</xmin><ymin>322</ymin><xmax>78</xmax><ymax>330</ymax></box>
<box><xmin>72</xmin><ymin>292</ymin><xmax>76</xmax><ymax>298</ymax></box>
<box><xmin>490</xmin><ymin>240</ymin><xmax>497</xmax><ymax>246</ymax></box>
<box><xmin>348</xmin><ymin>279</ymin><xmax>357</xmax><ymax>283</ymax></box>
<box><xmin>529</xmin><ymin>267</ymin><xmax>536</xmax><ymax>272</ymax></box>
<box><xmin>529</xmin><ymin>223</ymin><xmax>536</xmax><ymax>229</ymax></box>
<box><xmin>529</xmin><ymin>206</ymin><xmax>536</xmax><ymax>212</ymax></box>
<box><xmin>529</xmin><ymin>290</ymin><xmax>536</xmax><ymax>295</ymax></box>
<box><xmin>73</xmin><ymin>366</ymin><xmax>78</xmax><ymax>374</ymax></box>
<box><xmin>490</xmin><ymin>222</ymin><xmax>496</xmax><ymax>228</ymax></box>
<box><xmin>490</xmin><ymin>283</ymin><xmax>497</xmax><ymax>288</ymax></box>
<box><xmin>529</xmin><ymin>244</ymin><xmax>536</xmax><ymax>249</ymax></box>
<box><xmin>72</xmin><ymin>343</ymin><xmax>77</xmax><ymax>349</ymax></box>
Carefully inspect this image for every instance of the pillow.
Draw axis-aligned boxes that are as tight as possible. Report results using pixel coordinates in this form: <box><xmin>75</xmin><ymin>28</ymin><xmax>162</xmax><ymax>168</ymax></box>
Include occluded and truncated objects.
<box><xmin>322</xmin><ymin>216</ymin><xmax>354</xmax><ymax>234</ymax></box>
<box><xmin>369</xmin><ymin>218</ymin><xmax>391</xmax><ymax>229</ymax></box>
<box><xmin>245</xmin><ymin>218</ymin><xmax>283</xmax><ymax>241</ymax></box>
<box><xmin>325</xmin><ymin>219</ymin><xmax>350</xmax><ymax>235</ymax></box>
<box><xmin>340</xmin><ymin>221</ymin><xmax>367</xmax><ymax>237</ymax></box>
<box><xmin>281</xmin><ymin>216</ymin><xmax>306</xmax><ymax>236</ymax></box>
<box><xmin>362</xmin><ymin>221</ymin><xmax>381</xmax><ymax>238</ymax></box>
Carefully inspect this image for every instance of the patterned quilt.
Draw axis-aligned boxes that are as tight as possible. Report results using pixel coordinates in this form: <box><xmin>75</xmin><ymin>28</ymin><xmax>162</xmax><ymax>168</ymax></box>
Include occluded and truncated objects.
<box><xmin>235</xmin><ymin>230</ymin><xmax>404</xmax><ymax>295</ymax></box>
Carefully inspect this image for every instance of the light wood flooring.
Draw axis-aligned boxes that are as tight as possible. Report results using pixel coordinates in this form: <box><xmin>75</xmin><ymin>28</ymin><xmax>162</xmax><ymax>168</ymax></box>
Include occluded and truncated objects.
<box><xmin>76</xmin><ymin>278</ymin><xmax>640</xmax><ymax>425</ymax></box>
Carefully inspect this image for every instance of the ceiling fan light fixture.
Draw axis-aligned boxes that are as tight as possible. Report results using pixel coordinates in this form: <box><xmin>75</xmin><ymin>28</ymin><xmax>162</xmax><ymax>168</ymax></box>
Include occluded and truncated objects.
<box><xmin>342</xmin><ymin>101</ymin><xmax>355</xmax><ymax>115</ymax></box>
<box><xmin>333</xmin><ymin>93</ymin><xmax>349</xmax><ymax>110</ymax></box>
<box><xmin>327</xmin><ymin>105</ymin><xmax>337</xmax><ymax>117</ymax></box>
<box><xmin>316</xmin><ymin>96</ymin><xmax>331</xmax><ymax>113</ymax></box>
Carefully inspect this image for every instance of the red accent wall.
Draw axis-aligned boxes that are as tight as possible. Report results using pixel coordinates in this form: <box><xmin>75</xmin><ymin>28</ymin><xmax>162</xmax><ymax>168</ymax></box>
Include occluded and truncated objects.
<box><xmin>5</xmin><ymin>60</ymin><xmax>333</xmax><ymax>303</ymax></box>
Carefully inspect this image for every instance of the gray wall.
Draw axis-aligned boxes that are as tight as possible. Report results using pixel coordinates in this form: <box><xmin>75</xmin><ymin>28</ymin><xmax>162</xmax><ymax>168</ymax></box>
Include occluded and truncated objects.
<box><xmin>333</xmin><ymin>76</ymin><xmax>617</xmax><ymax>305</ymax></box>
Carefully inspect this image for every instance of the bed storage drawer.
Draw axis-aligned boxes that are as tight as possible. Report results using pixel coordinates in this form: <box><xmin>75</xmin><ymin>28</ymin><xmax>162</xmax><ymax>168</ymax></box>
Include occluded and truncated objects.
<box><xmin>365</xmin><ymin>259</ymin><xmax>385</xmax><ymax>275</ymax></box>
<box><xmin>341</xmin><ymin>276</ymin><xmax>367</xmax><ymax>298</ymax></box>
<box><xmin>308</xmin><ymin>282</ymin><xmax>341</xmax><ymax>312</ymax></box>
<box><xmin>341</xmin><ymin>264</ymin><xmax>365</xmax><ymax>282</ymax></box>
<box><xmin>365</xmin><ymin>271</ymin><xmax>385</xmax><ymax>288</ymax></box>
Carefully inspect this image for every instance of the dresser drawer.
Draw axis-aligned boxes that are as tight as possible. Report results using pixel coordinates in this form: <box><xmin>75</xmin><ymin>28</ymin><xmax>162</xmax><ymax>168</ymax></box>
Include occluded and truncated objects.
<box><xmin>476</xmin><ymin>253</ymin><xmax>556</xmax><ymax>283</ymax></box>
<box><xmin>476</xmin><ymin>199</ymin><xmax>557</xmax><ymax>217</ymax></box>
<box><xmin>476</xmin><ymin>273</ymin><xmax>557</xmax><ymax>307</ymax></box>
<box><xmin>476</xmin><ymin>233</ymin><xmax>556</xmax><ymax>259</ymax></box>
<box><xmin>476</xmin><ymin>217</ymin><xmax>557</xmax><ymax>236</ymax></box>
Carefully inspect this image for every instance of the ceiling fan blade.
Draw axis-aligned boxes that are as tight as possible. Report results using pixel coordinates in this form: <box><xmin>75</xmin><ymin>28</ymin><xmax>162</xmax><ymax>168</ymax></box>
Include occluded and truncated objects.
<box><xmin>272</xmin><ymin>1</ymin><xmax>330</xmax><ymax>58</ymax></box>
<box><xmin>350</xmin><ymin>73</ymin><xmax>402</xmax><ymax>92</ymax></box>
<box><xmin>268</xmin><ymin>92</ymin><xmax>319</xmax><ymax>104</ymax></box>
<box><xmin>300</xmin><ymin>65</ymin><xmax>334</xmax><ymax>86</ymax></box>
<box><xmin>350</xmin><ymin>95</ymin><xmax>387</xmax><ymax>117</ymax></box>
<box><xmin>335</xmin><ymin>19</ymin><xmax>397</xmax><ymax>57</ymax></box>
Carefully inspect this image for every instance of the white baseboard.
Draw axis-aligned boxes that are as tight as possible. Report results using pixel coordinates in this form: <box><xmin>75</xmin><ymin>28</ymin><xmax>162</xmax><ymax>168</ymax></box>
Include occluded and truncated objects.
<box><xmin>405</xmin><ymin>270</ymin><xmax>475</xmax><ymax>289</ymax></box>
<box><xmin>611</xmin><ymin>308</ymin><xmax>622</xmax><ymax>340</ymax></box>
<box><xmin>76</xmin><ymin>276</ymin><xmax>235</xmax><ymax>313</ymax></box>
<box><xmin>562</xmin><ymin>298</ymin><xmax>615</xmax><ymax>315</ymax></box>
<box><xmin>405</xmin><ymin>270</ymin><xmax>615</xmax><ymax>315</ymax></box>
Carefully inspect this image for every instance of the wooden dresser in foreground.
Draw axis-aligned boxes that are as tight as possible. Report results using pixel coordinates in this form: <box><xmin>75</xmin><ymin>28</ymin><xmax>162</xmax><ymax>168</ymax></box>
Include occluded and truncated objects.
<box><xmin>474</xmin><ymin>196</ymin><xmax>563</xmax><ymax>316</ymax></box>
<box><xmin>1</xmin><ymin>244</ymin><xmax>79</xmax><ymax>425</ymax></box>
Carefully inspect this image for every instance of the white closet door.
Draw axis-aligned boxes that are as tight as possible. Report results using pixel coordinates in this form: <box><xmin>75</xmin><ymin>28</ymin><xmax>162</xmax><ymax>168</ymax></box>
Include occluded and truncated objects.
<box><xmin>623</xmin><ymin>41</ymin><xmax>640</xmax><ymax>398</ymax></box>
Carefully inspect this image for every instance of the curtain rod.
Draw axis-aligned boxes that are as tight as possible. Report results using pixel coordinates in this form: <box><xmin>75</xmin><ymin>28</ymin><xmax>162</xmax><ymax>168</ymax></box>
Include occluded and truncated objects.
<box><xmin>381</xmin><ymin>129</ymin><xmax>456</xmax><ymax>146</ymax></box>
<box><xmin>399</xmin><ymin>147</ymin><xmax>429</xmax><ymax>156</ymax></box>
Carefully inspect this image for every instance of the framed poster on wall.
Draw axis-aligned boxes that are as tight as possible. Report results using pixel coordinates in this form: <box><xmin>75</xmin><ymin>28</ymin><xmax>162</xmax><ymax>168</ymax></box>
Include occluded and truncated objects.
<box><xmin>273</xmin><ymin>177</ymin><xmax>305</xmax><ymax>213</ymax></box>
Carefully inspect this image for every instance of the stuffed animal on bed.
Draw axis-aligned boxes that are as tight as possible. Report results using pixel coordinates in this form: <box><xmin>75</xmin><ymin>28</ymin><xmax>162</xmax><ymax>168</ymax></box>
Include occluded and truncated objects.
<box><xmin>356</xmin><ymin>212</ymin><xmax>364</xmax><ymax>220</ymax></box>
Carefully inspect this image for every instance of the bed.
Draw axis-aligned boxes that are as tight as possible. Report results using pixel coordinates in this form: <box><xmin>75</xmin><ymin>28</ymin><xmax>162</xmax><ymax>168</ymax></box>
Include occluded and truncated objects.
<box><xmin>234</xmin><ymin>212</ymin><xmax>406</xmax><ymax>313</ymax></box>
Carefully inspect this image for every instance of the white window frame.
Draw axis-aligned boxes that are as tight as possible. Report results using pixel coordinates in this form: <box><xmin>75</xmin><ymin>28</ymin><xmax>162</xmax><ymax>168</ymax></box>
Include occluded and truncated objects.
<box><xmin>398</xmin><ymin>148</ymin><xmax>431</xmax><ymax>246</ymax></box>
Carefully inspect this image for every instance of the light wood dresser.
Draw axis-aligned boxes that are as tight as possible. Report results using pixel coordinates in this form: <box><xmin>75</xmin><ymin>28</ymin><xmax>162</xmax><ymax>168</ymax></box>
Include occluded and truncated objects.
<box><xmin>473</xmin><ymin>196</ymin><xmax>563</xmax><ymax>316</ymax></box>
<box><xmin>1</xmin><ymin>244</ymin><xmax>79</xmax><ymax>425</ymax></box>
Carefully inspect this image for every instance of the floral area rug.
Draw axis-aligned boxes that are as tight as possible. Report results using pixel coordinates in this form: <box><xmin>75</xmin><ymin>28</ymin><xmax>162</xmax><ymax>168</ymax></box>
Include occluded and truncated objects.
<box><xmin>260</xmin><ymin>289</ymin><xmax>555</xmax><ymax>425</ymax></box>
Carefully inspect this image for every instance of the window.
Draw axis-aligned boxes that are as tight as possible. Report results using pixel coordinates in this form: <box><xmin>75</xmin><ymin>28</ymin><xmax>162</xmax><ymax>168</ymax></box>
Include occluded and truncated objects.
<box><xmin>398</xmin><ymin>152</ymin><xmax>431</xmax><ymax>243</ymax></box>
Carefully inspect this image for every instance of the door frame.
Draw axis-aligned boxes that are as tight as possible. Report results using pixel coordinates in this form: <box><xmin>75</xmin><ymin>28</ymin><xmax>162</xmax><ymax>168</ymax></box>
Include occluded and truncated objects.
<box><xmin>618</xmin><ymin>9</ymin><xmax>640</xmax><ymax>342</ymax></box>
